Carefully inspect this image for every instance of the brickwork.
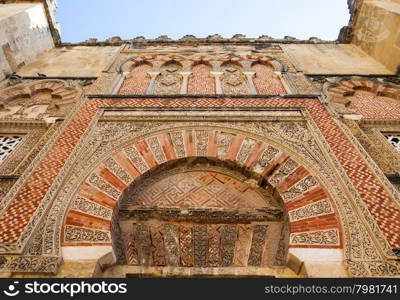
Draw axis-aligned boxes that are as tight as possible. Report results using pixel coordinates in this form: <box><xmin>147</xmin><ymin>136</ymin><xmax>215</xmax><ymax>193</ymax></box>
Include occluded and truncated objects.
<box><xmin>122</xmin><ymin>223</ymin><xmax>281</xmax><ymax>268</ymax></box>
<box><xmin>187</xmin><ymin>63</ymin><xmax>215</xmax><ymax>94</ymax></box>
<box><xmin>0</xmin><ymin>81</ymin><xmax>77</xmax><ymax>103</ymax></box>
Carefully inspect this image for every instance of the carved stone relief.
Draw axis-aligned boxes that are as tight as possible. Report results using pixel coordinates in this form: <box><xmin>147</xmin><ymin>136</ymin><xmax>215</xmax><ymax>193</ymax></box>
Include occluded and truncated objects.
<box><xmin>153</xmin><ymin>61</ymin><xmax>183</xmax><ymax>95</ymax></box>
<box><xmin>289</xmin><ymin>229</ymin><xmax>340</xmax><ymax>246</ymax></box>
<box><xmin>5</xmin><ymin>106</ymin><xmax>399</xmax><ymax>276</ymax></box>
<box><xmin>385</xmin><ymin>135</ymin><xmax>400</xmax><ymax>153</ymax></box>
<box><xmin>220</xmin><ymin>62</ymin><xmax>249</xmax><ymax>94</ymax></box>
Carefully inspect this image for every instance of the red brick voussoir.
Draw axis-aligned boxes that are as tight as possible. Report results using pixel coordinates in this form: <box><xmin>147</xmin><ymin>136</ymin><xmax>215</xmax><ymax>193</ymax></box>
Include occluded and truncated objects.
<box><xmin>0</xmin><ymin>97</ymin><xmax>398</xmax><ymax>249</ymax></box>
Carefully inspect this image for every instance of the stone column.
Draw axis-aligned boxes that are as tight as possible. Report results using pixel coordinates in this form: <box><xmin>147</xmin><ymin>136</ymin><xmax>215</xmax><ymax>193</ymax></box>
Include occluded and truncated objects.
<box><xmin>179</xmin><ymin>72</ymin><xmax>192</xmax><ymax>94</ymax></box>
<box><xmin>146</xmin><ymin>71</ymin><xmax>160</xmax><ymax>95</ymax></box>
<box><xmin>210</xmin><ymin>71</ymin><xmax>224</xmax><ymax>94</ymax></box>
<box><xmin>243</xmin><ymin>71</ymin><xmax>257</xmax><ymax>94</ymax></box>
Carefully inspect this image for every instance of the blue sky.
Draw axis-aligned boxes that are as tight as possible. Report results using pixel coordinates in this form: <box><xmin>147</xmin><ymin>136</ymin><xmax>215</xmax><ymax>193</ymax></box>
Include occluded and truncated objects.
<box><xmin>56</xmin><ymin>0</ymin><xmax>350</xmax><ymax>43</ymax></box>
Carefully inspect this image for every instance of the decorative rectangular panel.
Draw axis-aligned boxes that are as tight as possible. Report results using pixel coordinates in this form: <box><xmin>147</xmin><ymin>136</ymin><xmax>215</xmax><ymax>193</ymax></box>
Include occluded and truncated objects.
<box><xmin>0</xmin><ymin>136</ymin><xmax>22</xmax><ymax>164</ymax></box>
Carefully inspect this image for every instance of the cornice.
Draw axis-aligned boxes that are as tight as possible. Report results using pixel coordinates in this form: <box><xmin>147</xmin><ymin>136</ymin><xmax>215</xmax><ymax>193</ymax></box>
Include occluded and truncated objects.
<box><xmin>0</xmin><ymin>1</ymin><xmax>346</xmax><ymax>47</ymax></box>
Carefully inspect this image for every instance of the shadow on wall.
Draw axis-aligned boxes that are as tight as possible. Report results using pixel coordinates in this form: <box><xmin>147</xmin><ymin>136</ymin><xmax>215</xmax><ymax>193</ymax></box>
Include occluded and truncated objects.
<box><xmin>0</xmin><ymin>6</ymin><xmax>54</xmax><ymax>80</ymax></box>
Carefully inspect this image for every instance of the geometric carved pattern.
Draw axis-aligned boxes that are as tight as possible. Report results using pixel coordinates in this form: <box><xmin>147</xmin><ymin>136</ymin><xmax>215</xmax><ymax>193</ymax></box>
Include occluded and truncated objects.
<box><xmin>149</xmin><ymin>225</ymin><xmax>167</xmax><ymax>266</ymax></box>
<box><xmin>170</xmin><ymin>132</ymin><xmax>185</xmax><ymax>158</ymax></box>
<box><xmin>154</xmin><ymin>61</ymin><xmax>183</xmax><ymax>95</ymax></box>
<box><xmin>124</xmin><ymin>146</ymin><xmax>149</xmax><ymax>173</ymax></box>
<box><xmin>119</xmin><ymin>63</ymin><xmax>152</xmax><ymax>95</ymax></box>
<box><xmin>236</xmin><ymin>138</ymin><xmax>255</xmax><ymax>164</ymax></box>
<box><xmin>251</xmin><ymin>62</ymin><xmax>286</xmax><ymax>94</ymax></box>
<box><xmin>220</xmin><ymin>62</ymin><xmax>249</xmax><ymax>95</ymax></box>
<box><xmin>253</xmin><ymin>146</ymin><xmax>280</xmax><ymax>174</ymax></box>
<box><xmin>8</xmin><ymin>90</ymin><xmax>400</xmax><ymax>277</ymax></box>
<box><xmin>125</xmin><ymin>232</ymin><xmax>138</xmax><ymax>265</ymax></box>
<box><xmin>0</xmin><ymin>136</ymin><xmax>22</xmax><ymax>164</ymax></box>
<box><xmin>193</xmin><ymin>225</ymin><xmax>208</xmax><ymax>267</ymax></box>
<box><xmin>164</xmin><ymin>224</ymin><xmax>180</xmax><ymax>266</ymax></box>
<box><xmin>123</xmin><ymin>223</ymin><xmax>282</xmax><ymax>268</ymax></box>
<box><xmin>0</xmin><ymin>80</ymin><xmax>77</xmax><ymax>120</ymax></box>
<box><xmin>88</xmin><ymin>173</ymin><xmax>121</xmax><ymax>200</ymax></box>
<box><xmin>62</xmin><ymin>128</ymin><xmax>341</xmax><ymax>254</ymax></box>
<box><xmin>349</xmin><ymin>91</ymin><xmax>400</xmax><ymax>120</ymax></box>
<box><xmin>179</xmin><ymin>225</ymin><xmax>194</xmax><ymax>267</ymax></box>
<box><xmin>248</xmin><ymin>225</ymin><xmax>268</xmax><ymax>266</ymax></box>
<box><xmin>207</xmin><ymin>225</ymin><xmax>220</xmax><ymax>267</ymax></box>
<box><xmin>216</xmin><ymin>132</ymin><xmax>234</xmax><ymax>159</ymax></box>
<box><xmin>104</xmin><ymin>158</ymin><xmax>133</xmax><ymax>185</ymax></box>
<box><xmin>268</xmin><ymin>158</ymin><xmax>299</xmax><ymax>187</ymax></box>
<box><xmin>147</xmin><ymin>136</ymin><xmax>166</xmax><ymax>164</ymax></box>
<box><xmin>195</xmin><ymin>130</ymin><xmax>208</xmax><ymax>157</ymax></box>
<box><xmin>220</xmin><ymin>225</ymin><xmax>237</xmax><ymax>267</ymax></box>
<box><xmin>131</xmin><ymin>171</ymin><xmax>269</xmax><ymax>209</ymax></box>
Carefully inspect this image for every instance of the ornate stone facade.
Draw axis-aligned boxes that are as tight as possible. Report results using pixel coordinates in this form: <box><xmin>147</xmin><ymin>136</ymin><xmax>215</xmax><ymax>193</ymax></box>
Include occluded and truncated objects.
<box><xmin>0</xmin><ymin>0</ymin><xmax>399</xmax><ymax>278</ymax></box>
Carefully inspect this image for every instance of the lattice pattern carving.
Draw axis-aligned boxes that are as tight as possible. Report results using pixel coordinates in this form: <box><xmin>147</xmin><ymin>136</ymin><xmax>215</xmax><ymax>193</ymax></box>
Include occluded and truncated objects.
<box><xmin>0</xmin><ymin>136</ymin><xmax>22</xmax><ymax>164</ymax></box>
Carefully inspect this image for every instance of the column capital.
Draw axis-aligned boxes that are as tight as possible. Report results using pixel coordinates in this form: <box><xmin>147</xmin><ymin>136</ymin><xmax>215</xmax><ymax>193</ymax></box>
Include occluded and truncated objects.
<box><xmin>147</xmin><ymin>71</ymin><xmax>160</xmax><ymax>78</ymax></box>
<box><xmin>243</xmin><ymin>71</ymin><xmax>256</xmax><ymax>77</ymax></box>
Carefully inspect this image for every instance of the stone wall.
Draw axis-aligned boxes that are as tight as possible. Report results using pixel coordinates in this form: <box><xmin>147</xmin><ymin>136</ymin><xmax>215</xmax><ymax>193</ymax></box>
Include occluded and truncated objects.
<box><xmin>18</xmin><ymin>46</ymin><xmax>121</xmax><ymax>77</ymax></box>
<box><xmin>281</xmin><ymin>44</ymin><xmax>391</xmax><ymax>74</ymax></box>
